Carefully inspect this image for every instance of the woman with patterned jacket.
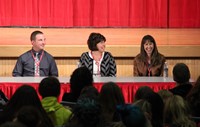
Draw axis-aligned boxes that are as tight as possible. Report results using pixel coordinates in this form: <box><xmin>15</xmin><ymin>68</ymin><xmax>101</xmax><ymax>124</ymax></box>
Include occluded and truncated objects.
<box><xmin>79</xmin><ymin>32</ymin><xmax>116</xmax><ymax>77</ymax></box>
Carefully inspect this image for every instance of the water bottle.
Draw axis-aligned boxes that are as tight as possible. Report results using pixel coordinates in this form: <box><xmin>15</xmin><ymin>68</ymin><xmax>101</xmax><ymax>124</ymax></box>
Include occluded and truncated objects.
<box><xmin>77</xmin><ymin>61</ymin><xmax>81</xmax><ymax>68</ymax></box>
<box><xmin>163</xmin><ymin>62</ymin><xmax>168</xmax><ymax>78</ymax></box>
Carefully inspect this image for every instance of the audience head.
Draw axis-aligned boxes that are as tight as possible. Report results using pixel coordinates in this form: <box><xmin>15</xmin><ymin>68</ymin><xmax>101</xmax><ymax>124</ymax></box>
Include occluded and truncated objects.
<box><xmin>15</xmin><ymin>106</ymin><xmax>42</xmax><ymax>127</ymax></box>
<box><xmin>79</xmin><ymin>86</ymin><xmax>99</xmax><ymax>100</ymax></box>
<box><xmin>99</xmin><ymin>82</ymin><xmax>125</xmax><ymax>122</ymax></box>
<box><xmin>134</xmin><ymin>86</ymin><xmax>154</xmax><ymax>102</ymax></box>
<box><xmin>135</xmin><ymin>91</ymin><xmax>164</xmax><ymax>127</ymax></box>
<box><xmin>70</xmin><ymin>67</ymin><xmax>93</xmax><ymax>100</ymax></box>
<box><xmin>39</xmin><ymin>76</ymin><xmax>60</xmax><ymax>98</ymax></box>
<box><xmin>70</xmin><ymin>98</ymin><xmax>102</xmax><ymax>127</ymax></box>
<box><xmin>173</xmin><ymin>63</ymin><xmax>190</xmax><ymax>84</ymax></box>
<box><xmin>117</xmin><ymin>104</ymin><xmax>147</xmax><ymax>127</ymax></box>
<box><xmin>164</xmin><ymin>95</ymin><xmax>195</xmax><ymax>127</ymax></box>
<box><xmin>87</xmin><ymin>32</ymin><xmax>106</xmax><ymax>51</ymax></box>
<box><xmin>140</xmin><ymin>35</ymin><xmax>158</xmax><ymax>57</ymax></box>
<box><xmin>7</xmin><ymin>85</ymin><xmax>41</xmax><ymax>108</ymax></box>
<box><xmin>133</xmin><ymin>99</ymin><xmax>152</xmax><ymax>121</ymax></box>
<box><xmin>0</xmin><ymin>85</ymin><xmax>54</xmax><ymax>127</ymax></box>
<box><xmin>99</xmin><ymin>82</ymin><xmax>125</xmax><ymax>113</ymax></box>
<box><xmin>157</xmin><ymin>89</ymin><xmax>173</xmax><ymax>104</ymax></box>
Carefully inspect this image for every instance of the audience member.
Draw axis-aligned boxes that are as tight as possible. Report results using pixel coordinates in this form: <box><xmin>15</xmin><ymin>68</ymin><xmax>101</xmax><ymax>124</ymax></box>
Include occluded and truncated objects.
<box><xmin>65</xmin><ymin>98</ymin><xmax>105</xmax><ymax>127</ymax></box>
<box><xmin>134</xmin><ymin>35</ymin><xmax>165</xmax><ymax>76</ymax></box>
<box><xmin>79</xmin><ymin>32</ymin><xmax>116</xmax><ymax>77</ymax></box>
<box><xmin>157</xmin><ymin>89</ymin><xmax>173</xmax><ymax>104</ymax></box>
<box><xmin>0</xmin><ymin>85</ymin><xmax>54</xmax><ymax>127</ymax></box>
<box><xmin>133</xmin><ymin>99</ymin><xmax>152</xmax><ymax>127</ymax></box>
<box><xmin>164</xmin><ymin>95</ymin><xmax>196</xmax><ymax>127</ymax></box>
<box><xmin>134</xmin><ymin>86</ymin><xmax>154</xmax><ymax>102</ymax></box>
<box><xmin>78</xmin><ymin>86</ymin><xmax>99</xmax><ymax>100</ymax></box>
<box><xmin>169</xmin><ymin>63</ymin><xmax>193</xmax><ymax>98</ymax></box>
<box><xmin>62</xmin><ymin>67</ymin><xmax>93</xmax><ymax>102</ymax></box>
<box><xmin>99</xmin><ymin>82</ymin><xmax>125</xmax><ymax>124</ymax></box>
<box><xmin>12</xmin><ymin>30</ymin><xmax>58</xmax><ymax>77</ymax></box>
<box><xmin>14</xmin><ymin>106</ymin><xmax>42</xmax><ymax>127</ymax></box>
<box><xmin>134</xmin><ymin>88</ymin><xmax>164</xmax><ymax>127</ymax></box>
<box><xmin>187</xmin><ymin>75</ymin><xmax>200</xmax><ymax>117</ymax></box>
<box><xmin>39</xmin><ymin>76</ymin><xmax>72</xmax><ymax>127</ymax></box>
<box><xmin>117</xmin><ymin>104</ymin><xmax>148</xmax><ymax>127</ymax></box>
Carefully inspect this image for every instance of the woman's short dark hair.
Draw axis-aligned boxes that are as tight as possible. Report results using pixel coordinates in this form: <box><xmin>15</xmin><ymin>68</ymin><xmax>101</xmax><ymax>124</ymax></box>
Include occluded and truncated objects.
<box><xmin>173</xmin><ymin>63</ymin><xmax>190</xmax><ymax>84</ymax></box>
<box><xmin>39</xmin><ymin>76</ymin><xmax>61</xmax><ymax>98</ymax></box>
<box><xmin>87</xmin><ymin>32</ymin><xmax>106</xmax><ymax>51</ymax></box>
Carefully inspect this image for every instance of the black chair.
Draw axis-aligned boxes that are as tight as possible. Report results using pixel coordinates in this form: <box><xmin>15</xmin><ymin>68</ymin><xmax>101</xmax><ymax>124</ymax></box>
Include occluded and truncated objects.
<box><xmin>60</xmin><ymin>101</ymin><xmax>76</xmax><ymax>110</ymax></box>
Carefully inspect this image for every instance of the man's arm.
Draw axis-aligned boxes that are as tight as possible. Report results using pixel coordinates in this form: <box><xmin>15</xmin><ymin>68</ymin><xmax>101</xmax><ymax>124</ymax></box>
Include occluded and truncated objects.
<box><xmin>12</xmin><ymin>58</ymin><xmax>23</xmax><ymax>77</ymax></box>
<box><xmin>49</xmin><ymin>58</ymin><xmax>58</xmax><ymax>76</ymax></box>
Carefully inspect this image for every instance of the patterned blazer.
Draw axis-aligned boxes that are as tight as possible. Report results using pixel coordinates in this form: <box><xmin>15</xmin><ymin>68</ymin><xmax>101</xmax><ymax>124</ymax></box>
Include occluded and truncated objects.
<box><xmin>79</xmin><ymin>51</ymin><xmax>116</xmax><ymax>77</ymax></box>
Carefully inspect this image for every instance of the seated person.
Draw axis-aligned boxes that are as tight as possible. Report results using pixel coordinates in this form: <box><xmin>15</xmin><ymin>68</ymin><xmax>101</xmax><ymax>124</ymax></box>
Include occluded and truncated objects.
<box><xmin>39</xmin><ymin>77</ymin><xmax>72</xmax><ymax>126</ymax></box>
<box><xmin>169</xmin><ymin>63</ymin><xmax>193</xmax><ymax>98</ymax></box>
<box><xmin>12</xmin><ymin>30</ymin><xmax>58</xmax><ymax>77</ymax></box>
<box><xmin>0</xmin><ymin>90</ymin><xmax>8</xmax><ymax>110</ymax></box>
<box><xmin>0</xmin><ymin>85</ymin><xmax>54</xmax><ymax>127</ymax></box>
<box><xmin>164</xmin><ymin>95</ymin><xmax>196</xmax><ymax>127</ymax></box>
<box><xmin>62</xmin><ymin>67</ymin><xmax>93</xmax><ymax>103</ymax></box>
<box><xmin>117</xmin><ymin>104</ymin><xmax>149</xmax><ymax>127</ymax></box>
<box><xmin>79</xmin><ymin>32</ymin><xmax>116</xmax><ymax>77</ymax></box>
<box><xmin>187</xmin><ymin>75</ymin><xmax>200</xmax><ymax>117</ymax></box>
<box><xmin>134</xmin><ymin>35</ymin><xmax>165</xmax><ymax>76</ymax></box>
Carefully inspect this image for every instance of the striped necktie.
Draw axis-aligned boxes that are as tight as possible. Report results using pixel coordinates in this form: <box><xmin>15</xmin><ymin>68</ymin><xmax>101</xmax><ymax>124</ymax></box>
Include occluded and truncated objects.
<box><xmin>34</xmin><ymin>53</ymin><xmax>40</xmax><ymax>76</ymax></box>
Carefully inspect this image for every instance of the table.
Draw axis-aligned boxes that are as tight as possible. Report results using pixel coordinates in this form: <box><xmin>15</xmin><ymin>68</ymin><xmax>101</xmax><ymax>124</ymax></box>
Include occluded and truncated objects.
<box><xmin>0</xmin><ymin>77</ymin><xmax>175</xmax><ymax>103</ymax></box>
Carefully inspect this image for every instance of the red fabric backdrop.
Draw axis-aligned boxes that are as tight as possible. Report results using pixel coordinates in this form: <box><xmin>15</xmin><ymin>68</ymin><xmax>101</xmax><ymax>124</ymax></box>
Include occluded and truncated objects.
<box><xmin>0</xmin><ymin>0</ymin><xmax>199</xmax><ymax>27</ymax></box>
<box><xmin>0</xmin><ymin>82</ymin><xmax>175</xmax><ymax>103</ymax></box>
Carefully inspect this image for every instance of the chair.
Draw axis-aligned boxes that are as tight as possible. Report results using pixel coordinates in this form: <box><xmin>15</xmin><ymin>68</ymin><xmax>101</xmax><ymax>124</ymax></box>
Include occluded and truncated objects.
<box><xmin>60</xmin><ymin>101</ymin><xmax>76</xmax><ymax>109</ymax></box>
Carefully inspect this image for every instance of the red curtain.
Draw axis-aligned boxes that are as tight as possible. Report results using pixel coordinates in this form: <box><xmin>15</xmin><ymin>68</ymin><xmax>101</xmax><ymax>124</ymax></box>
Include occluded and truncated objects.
<box><xmin>0</xmin><ymin>0</ymin><xmax>199</xmax><ymax>27</ymax></box>
<box><xmin>169</xmin><ymin>0</ymin><xmax>200</xmax><ymax>27</ymax></box>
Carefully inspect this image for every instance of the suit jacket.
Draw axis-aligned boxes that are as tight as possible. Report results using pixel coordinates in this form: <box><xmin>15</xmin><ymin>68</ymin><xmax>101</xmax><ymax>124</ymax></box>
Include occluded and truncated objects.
<box><xmin>134</xmin><ymin>54</ymin><xmax>165</xmax><ymax>76</ymax></box>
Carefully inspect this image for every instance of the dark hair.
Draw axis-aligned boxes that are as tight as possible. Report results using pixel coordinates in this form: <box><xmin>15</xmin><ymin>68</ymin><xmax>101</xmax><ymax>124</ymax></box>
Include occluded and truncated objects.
<box><xmin>0</xmin><ymin>85</ymin><xmax>54</xmax><ymax>127</ymax></box>
<box><xmin>0</xmin><ymin>121</ymin><xmax>27</xmax><ymax>127</ymax></box>
<box><xmin>99</xmin><ymin>82</ymin><xmax>125</xmax><ymax>115</ymax></box>
<box><xmin>139</xmin><ymin>35</ymin><xmax>163</xmax><ymax>66</ymax></box>
<box><xmin>142</xmin><ymin>92</ymin><xmax>164</xmax><ymax>127</ymax></box>
<box><xmin>70</xmin><ymin>67</ymin><xmax>93</xmax><ymax>100</ymax></box>
<box><xmin>117</xmin><ymin>104</ymin><xmax>147</xmax><ymax>127</ymax></box>
<box><xmin>71</xmin><ymin>98</ymin><xmax>102</xmax><ymax>127</ymax></box>
<box><xmin>16</xmin><ymin>106</ymin><xmax>42</xmax><ymax>127</ymax></box>
<box><xmin>39</xmin><ymin>76</ymin><xmax>60</xmax><ymax>98</ymax></box>
<box><xmin>173</xmin><ymin>63</ymin><xmax>190</xmax><ymax>84</ymax></box>
<box><xmin>87</xmin><ymin>32</ymin><xmax>106</xmax><ymax>51</ymax></box>
<box><xmin>30</xmin><ymin>31</ymin><xmax>43</xmax><ymax>41</ymax></box>
<box><xmin>134</xmin><ymin>86</ymin><xmax>154</xmax><ymax>102</ymax></box>
<box><xmin>79</xmin><ymin>86</ymin><xmax>99</xmax><ymax>100</ymax></box>
<box><xmin>186</xmin><ymin>75</ymin><xmax>200</xmax><ymax>117</ymax></box>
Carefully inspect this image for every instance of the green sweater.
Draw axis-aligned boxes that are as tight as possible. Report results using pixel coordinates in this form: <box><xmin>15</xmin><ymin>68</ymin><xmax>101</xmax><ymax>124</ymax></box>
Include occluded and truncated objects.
<box><xmin>41</xmin><ymin>97</ymin><xmax>72</xmax><ymax>126</ymax></box>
